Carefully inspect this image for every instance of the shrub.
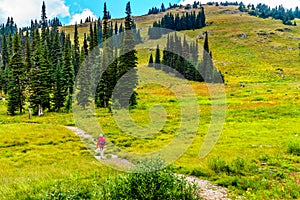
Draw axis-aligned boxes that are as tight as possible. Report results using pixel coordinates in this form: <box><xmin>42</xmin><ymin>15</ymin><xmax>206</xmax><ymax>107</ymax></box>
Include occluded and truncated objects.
<box><xmin>99</xmin><ymin>158</ymin><xmax>202</xmax><ymax>200</ymax></box>
<box><xmin>287</xmin><ymin>138</ymin><xmax>300</xmax><ymax>156</ymax></box>
<box><xmin>208</xmin><ymin>157</ymin><xmax>229</xmax><ymax>174</ymax></box>
<box><xmin>229</xmin><ymin>157</ymin><xmax>246</xmax><ymax>175</ymax></box>
<box><xmin>209</xmin><ymin>157</ymin><xmax>246</xmax><ymax>175</ymax></box>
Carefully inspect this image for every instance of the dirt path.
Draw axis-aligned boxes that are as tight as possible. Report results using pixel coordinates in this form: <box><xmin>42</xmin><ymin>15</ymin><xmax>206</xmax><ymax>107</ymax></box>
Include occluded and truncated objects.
<box><xmin>66</xmin><ymin>126</ymin><xmax>234</xmax><ymax>200</ymax></box>
<box><xmin>65</xmin><ymin>126</ymin><xmax>132</xmax><ymax>167</ymax></box>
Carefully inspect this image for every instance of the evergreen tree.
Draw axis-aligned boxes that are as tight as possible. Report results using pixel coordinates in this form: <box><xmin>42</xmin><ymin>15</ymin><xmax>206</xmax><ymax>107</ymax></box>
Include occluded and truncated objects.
<box><xmin>154</xmin><ymin>44</ymin><xmax>161</xmax><ymax>69</ymax></box>
<box><xmin>148</xmin><ymin>53</ymin><xmax>154</xmax><ymax>67</ymax></box>
<box><xmin>96</xmin><ymin>2</ymin><xmax>114</xmax><ymax>108</ymax></box>
<box><xmin>73</xmin><ymin>23</ymin><xmax>81</xmax><ymax>76</ymax></box>
<box><xmin>41</xmin><ymin>1</ymin><xmax>48</xmax><ymax>43</ymax></box>
<box><xmin>29</xmin><ymin>29</ymin><xmax>52</xmax><ymax>114</ymax></box>
<box><xmin>89</xmin><ymin>23</ymin><xmax>94</xmax><ymax>51</ymax></box>
<box><xmin>24</xmin><ymin>31</ymin><xmax>32</xmax><ymax>73</ymax></box>
<box><xmin>200</xmin><ymin>7</ymin><xmax>206</xmax><ymax>27</ymax></box>
<box><xmin>161</xmin><ymin>3</ymin><xmax>166</xmax><ymax>12</ymax></box>
<box><xmin>114</xmin><ymin>21</ymin><xmax>118</xmax><ymax>35</ymax></box>
<box><xmin>2</xmin><ymin>35</ymin><xmax>9</xmax><ymax>69</ymax></box>
<box><xmin>119</xmin><ymin>23</ymin><xmax>123</xmax><ymax>34</ymax></box>
<box><xmin>7</xmin><ymin>32</ymin><xmax>26</xmax><ymax>115</ymax></box>
<box><xmin>53</xmin><ymin>60</ymin><xmax>65</xmax><ymax>112</ymax></box>
<box><xmin>8</xmin><ymin>33</ymin><xmax>13</xmax><ymax>57</ymax></box>
<box><xmin>77</xmin><ymin>34</ymin><xmax>91</xmax><ymax>109</ymax></box>
<box><xmin>97</xmin><ymin>18</ymin><xmax>103</xmax><ymax>45</ymax></box>
<box><xmin>93</xmin><ymin>22</ymin><xmax>99</xmax><ymax>47</ymax></box>
<box><xmin>202</xmin><ymin>31</ymin><xmax>211</xmax><ymax>82</ymax></box>
<box><xmin>103</xmin><ymin>3</ymin><xmax>110</xmax><ymax>41</ymax></box>
<box><xmin>63</xmin><ymin>35</ymin><xmax>75</xmax><ymax>112</ymax></box>
<box><xmin>117</xmin><ymin>2</ymin><xmax>138</xmax><ymax>107</ymax></box>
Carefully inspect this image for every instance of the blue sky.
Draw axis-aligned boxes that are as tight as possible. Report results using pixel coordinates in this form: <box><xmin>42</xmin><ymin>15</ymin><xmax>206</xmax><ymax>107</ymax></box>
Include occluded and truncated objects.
<box><xmin>0</xmin><ymin>0</ymin><xmax>298</xmax><ymax>27</ymax></box>
<box><xmin>63</xmin><ymin>0</ymin><xmax>179</xmax><ymax>24</ymax></box>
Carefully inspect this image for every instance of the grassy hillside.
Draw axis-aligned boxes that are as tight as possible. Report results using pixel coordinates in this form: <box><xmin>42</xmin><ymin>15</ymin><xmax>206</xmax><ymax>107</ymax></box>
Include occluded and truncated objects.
<box><xmin>1</xmin><ymin>4</ymin><xmax>300</xmax><ymax>199</ymax></box>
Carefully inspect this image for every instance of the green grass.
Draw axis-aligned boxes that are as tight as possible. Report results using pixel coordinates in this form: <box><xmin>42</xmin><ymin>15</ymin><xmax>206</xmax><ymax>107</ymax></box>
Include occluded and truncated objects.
<box><xmin>1</xmin><ymin>5</ymin><xmax>300</xmax><ymax>199</ymax></box>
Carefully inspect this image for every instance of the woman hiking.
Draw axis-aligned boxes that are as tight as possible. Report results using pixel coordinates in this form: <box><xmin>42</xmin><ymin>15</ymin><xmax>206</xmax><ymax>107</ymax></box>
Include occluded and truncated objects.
<box><xmin>96</xmin><ymin>134</ymin><xmax>106</xmax><ymax>159</ymax></box>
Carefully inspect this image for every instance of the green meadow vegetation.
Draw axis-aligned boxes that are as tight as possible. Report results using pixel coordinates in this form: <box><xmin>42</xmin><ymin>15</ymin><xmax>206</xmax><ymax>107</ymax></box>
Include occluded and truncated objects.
<box><xmin>0</xmin><ymin>4</ymin><xmax>300</xmax><ymax>199</ymax></box>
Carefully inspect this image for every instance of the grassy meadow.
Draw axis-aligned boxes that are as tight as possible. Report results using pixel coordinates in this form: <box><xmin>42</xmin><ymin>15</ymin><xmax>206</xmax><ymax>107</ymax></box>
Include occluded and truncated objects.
<box><xmin>1</xmin><ymin>4</ymin><xmax>300</xmax><ymax>199</ymax></box>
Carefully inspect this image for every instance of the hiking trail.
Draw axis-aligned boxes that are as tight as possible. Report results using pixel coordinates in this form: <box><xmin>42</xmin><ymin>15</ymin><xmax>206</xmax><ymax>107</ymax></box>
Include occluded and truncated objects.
<box><xmin>66</xmin><ymin>126</ymin><xmax>236</xmax><ymax>200</ymax></box>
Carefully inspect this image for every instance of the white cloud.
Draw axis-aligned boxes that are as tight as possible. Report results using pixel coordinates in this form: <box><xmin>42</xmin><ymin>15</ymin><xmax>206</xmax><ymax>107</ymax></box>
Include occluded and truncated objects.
<box><xmin>179</xmin><ymin>0</ymin><xmax>300</xmax><ymax>9</ymax></box>
<box><xmin>68</xmin><ymin>9</ymin><xmax>97</xmax><ymax>25</ymax></box>
<box><xmin>0</xmin><ymin>0</ymin><xmax>70</xmax><ymax>27</ymax></box>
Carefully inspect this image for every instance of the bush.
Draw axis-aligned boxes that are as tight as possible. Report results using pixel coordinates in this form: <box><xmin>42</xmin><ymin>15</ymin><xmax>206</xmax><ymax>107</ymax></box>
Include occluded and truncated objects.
<box><xmin>209</xmin><ymin>156</ymin><xmax>246</xmax><ymax>175</ymax></box>
<box><xmin>98</xmin><ymin>158</ymin><xmax>202</xmax><ymax>200</ymax></box>
<box><xmin>229</xmin><ymin>157</ymin><xmax>246</xmax><ymax>175</ymax></box>
<box><xmin>208</xmin><ymin>157</ymin><xmax>229</xmax><ymax>174</ymax></box>
<box><xmin>287</xmin><ymin>138</ymin><xmax>300</xmax><ymax>156</ymax></box>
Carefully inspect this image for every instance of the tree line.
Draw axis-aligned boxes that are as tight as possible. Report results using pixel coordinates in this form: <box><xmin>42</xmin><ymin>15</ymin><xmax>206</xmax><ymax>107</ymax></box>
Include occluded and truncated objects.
<box><xmin>238</xmin><ymin>3</ymin><xmax>300</xmax><ymax>26</ymax></box>
<box><xmin>148</xmin><ymin>3</ymin><xmax>180</xmax><ymax>15</ymax></box>
<box><xmin>148</xmin><ymin>7</ymin><xmax>206</xmax><ymax>39</ymax></box>
<box><xmin>207</xmin><ymin>1</ymin><xmax>239</xmax><ymax>6</ymax></box>
<box><xmin>0</xmin><ymin>1</ymin><xmax>139</xmax><ymax>115</ymax></box>
<box><xmin>148</xmin><ymin>32</ymin><xmax>224</xmax><ymax>83</ymax></box>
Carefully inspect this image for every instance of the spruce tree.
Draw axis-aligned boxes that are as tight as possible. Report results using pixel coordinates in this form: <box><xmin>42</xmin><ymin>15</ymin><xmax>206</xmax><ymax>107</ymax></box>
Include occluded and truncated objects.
<box><xmin>24</xmin><ymin>31</ymin><xmax>32</xmax><ymax>73</ymax></box>
<box><xmin>89</xmin><ymin>23</ymin><xmax>94</xmax><ymax>51</ymax></box>
<box><xmin>7</xmin><ymin>32</ymin><xmax>26</xmax><ymax>115</ymax></box>
<box><xmin>202</xmin><ymin>32</ymin><xmax>213</xmax><ymax>82</ymax></box>
<box><xmin>93</xmin><ymin>22</ymin><xmax>99</xmax><ymax>47</ymax></box>
<box><xmin>148</xmin><ymin>53</ymin><xmax>154</xmax><ymax>67</ymax></box>
<box><xmin>77</xmin><ymin>34</ymin><xmax>91</xmax><ymax>109</ymax></box>
<box><xmin>8</xmin><ymin>33</ymin><xmax>13</xmax><ymax>57</ymax></box>
<box><xmin>29</xmin><ymin>28</ymin><xmax>52</xmax><ymax>114</ymax></box>
<box><xmin>95</xmin><ymin>2</ymin><xmax>113</xmax><ymax>108</ymax></box>
<box><xmin>2</xmin><ymin>35</ymin><xmax>9</xmax><ymax>69</ymax></box>
<box><xmin>63</xmin><ymin>35</ymin><xmax>75</xmax><ymax>112</ymax></box>
<box><xmin>103</xmin><ymin>3</ymin><xmax>110</xmax><ymax>41</ymax></box>
<box><xmin>73</xmin><ymin>23</ymin><xmax>81</xmax><ymax>76</ymax></box>
<box><xmin>117</xmin><ymin>2</ymin><xmax>138</xmax><ymax>107</ymax></box>
<box><xmin>119</xmin><ymin>23</ymin><xmax>123</xmax><ymax>34</ymax></box>
<box><xmin>53</xmin><ymin>60</ymin><xmax>65</xmax><ymax>111</ymax></box>
<box><xmin>41</xmin><ymin>1</ymin><xmax>48</xmax><ymax>43</ymax></box>
<box><xmin>114</xmin><ymin>21</ymin><xmax>118</xmax><ymax>35</ymax></box>
<box><xmin>97</xmin><ymin>18</ymin><xmax>103</xmax><ymax>45</ymax></box>
<box><xmin>155</xmin><ymin>44</ymin><xmax>161</xmax><ymax>70</ymax></box>
<box><xmin>200</xmin><ymin>7</ymin><xmax>206</xmax><ymax>27</ymax></box>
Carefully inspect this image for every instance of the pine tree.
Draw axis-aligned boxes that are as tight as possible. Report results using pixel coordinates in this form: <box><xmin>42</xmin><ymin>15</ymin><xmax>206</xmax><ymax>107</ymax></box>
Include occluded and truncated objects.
<box><xmin>63</xmin><ymin>35</ymin><xmax>75</xmax><ymax>112</ymax></box>
<box><xmin>1</xmin><ymin>35</ymin><xmax>9</xmax><ymax>96</ymax></box>
<box><xmin>7</xmin><ymin>32</ymin><xmax>26</xmax><ymax>115</ymax></box>
<box><xmin>2</xmin><ymin>35</ymin><xmax>9</xmax><ymax>69</ymax></box>
<box><xmin>93</xmin><ymin>22</ymin><xmax>99</xmax><ymax>47</ymax></box>
<box><xmin>8</xmin><ymin>33</ymin><xmax>13</xmax><ymax>57</ymax></box>
<box><xmin>103</xmin><ymin>3</ymin><xmax>110</xmax><ymax>41</ymax></box>
<box><xmin>155</xmin><ymin>44</ymin><xmax>161</xmax><ymax>69</ymax></box>
<box><xmin>73</xmin><ymin>23</ymin><xmax>81</xmax><ymax>76</ymax></box>
<box><xmin>148</xmin><ymin>53</ymin><xmax>154</xmax><ymax>67</ymax></box>
<box><xmin>117</xmin><ymin>2</ymin><xmax>138</xmax><ymax>107</ymax></box>
<box><xmin>119</xmin><ymin>23</ymin><xmax>123</xmax><ymax>34</ymax></box>
<box><xmin>89</xmin><ymin>23</ymin><xmax>94</xmax><ymax>51</ymax></box>
<box><xmin>41</xmin><ymin>1</ymin><xmax>48</xmax><ymax>43</ymax></box>
<box><xmin>200</xmin><ymin>7</ymin><xmax>206</xmax><ymax>27</ymax></box>
<box><xmin>97</xmin><ymin>18</ymin><xmax>103</xmax><ymax>45</ymax></box>
<box><xmin>77</xmin><ymin>34</ymin><xmax>91</xmax><ymax>109</ymax></box>
<box><xmin>95</xmin><ymin>2</ymin><xmax>113</xmax><ymax>108</ymax></box>
<box><xmin>24</xmin><ymin>31</ymin><xmax>32</xmax><ymax>73</ymax></box>
<box><xmin>161</xmin><ymin>3</ymin><xmax>166</xmax><ymax>12</ymax></box>
<box><xmin>53</xmin><ymin>60</ymin><xmax>65</xmax><ymax>111</ymax></box>
<box><xmin>114</xmin><ymin>21</ymin><xmax>118</xmax><ymax>35</ymax></box>
<box><xmin>29</xmin><ymin>28</ymin><xmax>52</xmax><ymax>114</ymax></box>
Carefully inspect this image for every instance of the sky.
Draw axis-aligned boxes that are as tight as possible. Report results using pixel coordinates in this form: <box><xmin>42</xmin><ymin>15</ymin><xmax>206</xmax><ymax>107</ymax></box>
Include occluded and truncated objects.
<box><xmin>0</xmin><ymin>0</ymin><xmax>299</xmax><ymax>27</ymax></box>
